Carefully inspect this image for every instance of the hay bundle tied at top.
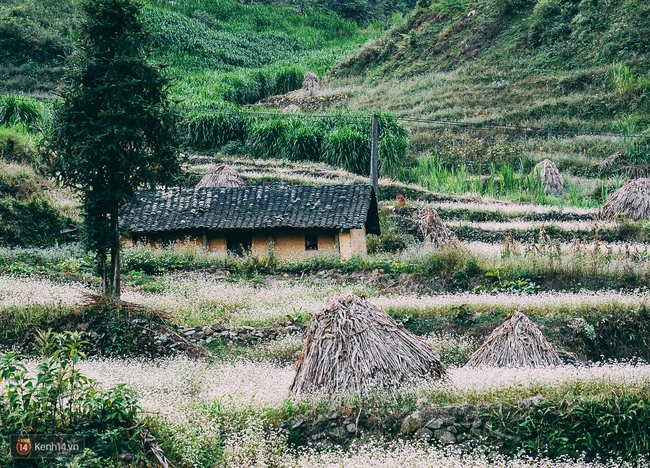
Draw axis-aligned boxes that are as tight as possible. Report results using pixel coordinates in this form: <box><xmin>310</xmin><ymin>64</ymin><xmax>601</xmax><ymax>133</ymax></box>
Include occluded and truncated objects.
<box><xmin>533</xmin><ymin>159</ymin><xmax>564</xmax><ymax>194</ymax></box>
<box><xmin>290</xmin><ymin>293</ymin><xmax>446</xmax><ymax>395</ymax></box>
<box><xmin>302</xmin><ymin>72</ymin><xmax>320</xmax><ymax>93</ymax></box>
<box><xmin>196</xmin><ymin>164</ymin><xmax>244</xmax><ymax>189</ymax></box>
<box><xmin>419</xmin><ymin>207</ymin><xmax>458</xmax><ymax>248</ymax></box>
<box><xmin>465</xmin><ymin>311</ymin><xmax>562</xmax><ymax>368</ymax></box>
<box><xmin>601</xmin><ymin>178</ymin><xmax>650</xmax><ymax>221</ymax></box>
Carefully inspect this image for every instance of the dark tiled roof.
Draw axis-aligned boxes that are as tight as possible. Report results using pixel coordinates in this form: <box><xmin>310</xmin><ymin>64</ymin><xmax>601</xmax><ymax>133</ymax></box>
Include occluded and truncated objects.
<box><xmin>120</xmin><ymin>185</ymin><xmax>380</xmax><ymax>234</ymax></box>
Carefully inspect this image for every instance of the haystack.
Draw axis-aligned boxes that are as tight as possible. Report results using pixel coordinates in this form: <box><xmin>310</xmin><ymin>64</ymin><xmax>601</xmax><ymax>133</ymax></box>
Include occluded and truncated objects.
<box><xmin>533</xmin><ymin>159</ymin><xmax>564</xmax><ymax>194</ymax></box>
<box><xmin>290</xmin><ymin>293</ymin><xmax>446</xmax><ymax>395</ymax></box>
<box><xmin>465</xmin><ymin>311</ymin><xmax>562</xmax><ymax>368</ymax></box>
<box><xmin>302</xmin><ymin>72</ymin><xmax>319</xmax><ymax>94</ymax></box>
<box><xmin>601</xmin><ymin>178</ymin><xmax>650</xmax><ymax>221</ymax></box>
<box><xmin>196</xmin><ymin>164</ymin><xmax>244</xmax><ymax>189</ymax></box>
<box><xmin>419</xmin><ymin>207</ymin><xmax>458</xmax><ymax>248</ymax></box>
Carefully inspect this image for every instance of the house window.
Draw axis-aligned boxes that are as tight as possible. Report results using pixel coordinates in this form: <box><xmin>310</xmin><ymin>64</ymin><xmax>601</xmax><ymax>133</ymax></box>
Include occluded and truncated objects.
<box><xmin>227</xmin><ymin>233</ymin><xmax>252</xmax><ymax>257</ymax></box>
<box><xmin>305</xmin><ymin>233</ymin><xmax>318</xmax><ymax>251</ymax></box>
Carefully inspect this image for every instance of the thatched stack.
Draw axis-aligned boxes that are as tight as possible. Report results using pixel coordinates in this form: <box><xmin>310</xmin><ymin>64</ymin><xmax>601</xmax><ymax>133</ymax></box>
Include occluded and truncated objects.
<box><xmin>302</xmin><ymin>72</ymin><xmax>319</xmax><ymax>93</ymax></box>
<box><xmin>419</xmin><ymin>207</ymin><xmax>458</xmax><ymax>248</ymax></box>
<box><xmin>196</xmin><ymin>164</ymin><xmax>244</xmax><ymax>189</ymax></box>
<box><xmin>533</xmin><ymin>159</ymin><xmax>564</xmax><ymax>194</ymax></box>
<box><xmin>465</xmin><ymin>311</ymin><xmax>562</xmax><ymax>368</ymax></box>
<box><xmin>601</xmin><ymin>178</ymin><xmax>650</xmax><ymax>221</ymax></box>
<box><xmin>290</xmin><ymin>293</ymin><xmax>446</xmax><ymax>395</ymax></box>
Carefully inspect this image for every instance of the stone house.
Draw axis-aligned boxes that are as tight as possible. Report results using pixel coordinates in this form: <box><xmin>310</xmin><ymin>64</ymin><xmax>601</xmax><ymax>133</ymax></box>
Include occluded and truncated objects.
<box><xmin>119</xmin><ymin>184</ymin><xmax>380</xmax><ymax>259</ymax></box>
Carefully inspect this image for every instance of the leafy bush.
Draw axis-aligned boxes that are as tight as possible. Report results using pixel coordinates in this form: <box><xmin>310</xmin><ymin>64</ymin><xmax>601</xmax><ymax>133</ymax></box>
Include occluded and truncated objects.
<box><xmin>0</xmin><ymin>196</ymin><xmax>73</xmax><ymax>247</ymax></box>
<box><xmin>184</xmin><ymin>112</ymin><xmax>248</xmax><ymax>150</ymax></box>
<box><xmin>0</xmin><ymin>95</ymin><xmax>43</xmax><ymax>129</ymax></box>
<box><xmin>323</xmin><ymin>126</ymin><xmax>371</xmax><ymax>175</ymax></box>
<box><xmin>0</xmin><ymin>332</ymin><xmax>140</xmax><ymax>461</ymax></box>
<box><xmin>0</xmin><ymin>126</ymin><xmax>36</xmax><ymax>163</ymax></box>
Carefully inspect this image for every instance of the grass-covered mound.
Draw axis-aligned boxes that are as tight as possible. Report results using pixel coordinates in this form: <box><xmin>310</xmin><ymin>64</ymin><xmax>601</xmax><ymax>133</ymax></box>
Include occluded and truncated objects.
<box><xmin>331</xmin><ymin>0</ymin><xmax>650</xmax><ymax>130</ymax></box>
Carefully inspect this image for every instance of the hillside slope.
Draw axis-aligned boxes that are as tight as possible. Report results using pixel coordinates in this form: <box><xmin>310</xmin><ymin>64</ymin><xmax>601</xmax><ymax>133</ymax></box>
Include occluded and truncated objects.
<box><xmin>328</xmin><ymin>0</ymin><xmax>650</xmax><ymax>130</ymax></box>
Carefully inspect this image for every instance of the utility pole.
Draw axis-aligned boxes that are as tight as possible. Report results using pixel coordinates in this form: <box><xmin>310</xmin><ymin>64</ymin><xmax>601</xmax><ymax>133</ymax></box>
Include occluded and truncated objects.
<box><xmin>370</xmin><ymin>113</ymin><xmax>379</xmax><ymax>201</ymax></box>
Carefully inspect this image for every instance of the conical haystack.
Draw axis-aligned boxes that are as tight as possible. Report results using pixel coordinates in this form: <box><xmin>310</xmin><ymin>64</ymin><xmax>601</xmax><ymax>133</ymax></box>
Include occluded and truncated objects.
<box><xmin>601</xmin><ymin>178</ymin><xmax>650</xmax><ymax>221</ymax></box>
<box><xmin>465</xmin><ymin>311</ymin><xmax>562</xmax><ymax>368</ymax></box>
<box><xmin>302</xmin><ymin>72</ymin><xmax>319</xmax><ymax>93</ymax></box>
<box><xmin>290</xmin><ymin>293</ymin><xmax>446</xmax><ymax>395</ymax></box>
<box><xmin>533</xmin><ymin>159</ymin><xmax>564</xmax><ymax>194</ymax></box>
<box><xmin>196</xmin><ymin>164</ymin><xmax>244</xmax><ymax>189</ymax></box>
<box><xmin>419</xmin><ymin>207</ymin><xmax>458</xmax><ymax>248</ymax></box>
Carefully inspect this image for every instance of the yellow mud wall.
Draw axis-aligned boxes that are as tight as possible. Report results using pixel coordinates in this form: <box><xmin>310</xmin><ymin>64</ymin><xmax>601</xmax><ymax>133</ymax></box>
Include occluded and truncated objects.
<box><xmin>252</xmin><ymin>234</ymin><xmax>271</xmax><ymax>258</ymax></box>
<box><xmin>338</xmin><ymin>224</ymin><xmax>367</xmax><ymax>259</ymax></box>
<box><xmin>272</xmin><ymin>232</ymin><xmax>307</xmax><ymax>260</ymax></box>
<box><xmin>206</xmin><ymin>236</ymin><xmax>227</xmax><ymax>253</ymax></box>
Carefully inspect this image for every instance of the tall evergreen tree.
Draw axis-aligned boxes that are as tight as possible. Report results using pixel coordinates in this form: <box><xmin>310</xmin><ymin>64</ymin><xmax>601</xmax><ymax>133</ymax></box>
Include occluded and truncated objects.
<box><xmin>46</xmin><ymin>0</ymin><xmax>182</xmax><ymax>298</ymax></box>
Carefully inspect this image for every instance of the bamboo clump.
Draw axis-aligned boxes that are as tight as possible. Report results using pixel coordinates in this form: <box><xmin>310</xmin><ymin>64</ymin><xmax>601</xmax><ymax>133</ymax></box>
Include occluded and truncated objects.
<box><xmin>419</xmin><ymin>207</ymin><xmax>458</xmax><ymax>248</ymax></box>
<box><xmin>465</xmin><ymin>311</ymin><xmax>562</xmax><ymax>368</ymax></box>
<box><xmin>601</xmin><ymin>178</ymin><xmax>650</xmax><ymax>221</ymax></box>
<box><xmin>290</xmin><ymin>293</ymin><xmax>446</xmax><ymax>395</ymax></box>
<box><xmin>196</xmin><ymin>164</ymin><xmax>244</xmax><ymax>189</ymax></box>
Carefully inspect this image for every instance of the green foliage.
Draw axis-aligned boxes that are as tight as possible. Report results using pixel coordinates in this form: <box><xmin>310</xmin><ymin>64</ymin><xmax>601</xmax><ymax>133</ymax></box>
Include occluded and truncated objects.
<box><xmin>323</xmin><ymin>126</ymin><xmax>371</xmax><ymax>175</ymax></box>
<box><xmin>492</xmin><ymin>390</ymin><xmax>650</xmax><ymax>460</ymax></box>
<box><xmin>611</xmin><ymin>63</ymin><xmax>650</xmax><ymax>98</ymax></box>
<box><xmin>184</xmin><ymin>112</ymin><xmax>248</xmax><ymax>151</ymax></box>
<box><xmin>0</xmin><ymin>95</ymin><xmax>43</xmax><ymax>129</ymax></box>
<box><xmin>45</xmin><ymin>0</ymin><xmax>183</xmax><ymax>297</ymax></box>
<box><xmin>0</xmin><ymin>332</ymin><xmax>140</xmax><ymax>460</ymax></box>
<box><xmin>0</xmin><ymin>196</ymin><xmax>72</xmax><ymax>247</ymax></box>
<box><xmin>0</xmin><ymin>126</ymin><xmax>37</xmax><ymax>164</ymax></box>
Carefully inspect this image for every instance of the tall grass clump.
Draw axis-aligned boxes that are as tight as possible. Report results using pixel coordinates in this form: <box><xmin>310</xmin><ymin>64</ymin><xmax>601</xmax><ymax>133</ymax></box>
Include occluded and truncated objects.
<box><xmin>612</xmin><ymin>63</ymin><xmax>650</xmax><ymax>98</ymax></box>
<box><xmin>0</xmin><ymin>95</ymin><xmax>44</xmax><ymax>130</ymax></box>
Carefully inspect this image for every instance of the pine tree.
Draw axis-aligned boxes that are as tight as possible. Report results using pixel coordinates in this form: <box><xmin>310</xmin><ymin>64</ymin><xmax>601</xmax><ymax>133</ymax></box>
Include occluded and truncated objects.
<box><xmin>46</xmin><ymin>0</ymin><xmax>182</xmax><ymax>298</ymax></box>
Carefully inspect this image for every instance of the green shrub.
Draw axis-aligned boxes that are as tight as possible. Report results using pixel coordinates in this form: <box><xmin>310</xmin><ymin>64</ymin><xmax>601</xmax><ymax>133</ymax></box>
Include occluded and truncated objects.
<box><xmin>0</xmin><ymin>126</ymin><xmax>36</xmax><ymax>163</ymax></box>
<box><xmin>322</xmin><ymin>126</ymin><xmax>371</xmax><ymax>175</ymax></box>
<box><xmin>184</xmin><ymin>112</ymin><xmax>248</xmax><ymax>150</ymax></box>
<box><xmin>281</xmin><ymin>118</ymin><xmax>323</xmax><ymax>161</ymax></box>
<box><xmin>0</xmin><ymin>95</ymin><xmax>43</xmax><ymax>129</ymax></box>
<box><xmin>247</xmin><ymin>118</ymin><xmax>289</xmax><ymax>158</ymax></box>
<box><xmin>0</xmin><ymin>196</ymin><xmax>73</xmax><ymax>247</ymax></box>
<box><xmin>0</xmin><ymin>332</ymin><xmax>140</xmax><ymax>461</ymax></box>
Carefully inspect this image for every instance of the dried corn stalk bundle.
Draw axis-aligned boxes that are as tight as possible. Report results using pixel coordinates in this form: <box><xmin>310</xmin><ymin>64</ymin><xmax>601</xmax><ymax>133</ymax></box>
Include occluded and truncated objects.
<box><xmin>465</xmin><ymin>311</ymin><xmax>562</xmax><ymax>368</ymax></box>
<box><xmin>196</xmin><ymin>164</ymin><xmax>244</xmax><ymax>189</ymax></box>
<box><xmin>302</xmin><ymin>72</ymin><xmax>320</xmax><ymax>93</ymax></box>
<box><xmin>290</xmin><ymin>293</ymin><xmax>446</xmax><ymax>395</ymax></box>
<box><xmin>533</xmin><ymin>159</ymin><xmax>564</xmax><ymax>194</ymax></box>
<box><xmin>601</xmin><ymin>178</ymin><xmax>650</xmax><ymax>221</ymax></box>
<box><xmin>419</xmin><ymin>207</ymin><xmax>458</xmax><ymax>248</ymax></box>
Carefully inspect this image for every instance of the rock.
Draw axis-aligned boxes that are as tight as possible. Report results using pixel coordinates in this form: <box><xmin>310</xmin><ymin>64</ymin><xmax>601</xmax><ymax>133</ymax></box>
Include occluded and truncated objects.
<box><xmin>414</xmin><ymin>427</ymin><xmax>433</xmax><ymax>440</ymax></box>
<box><xmin>346</xmin><ymin>423</ymin><xmax>356</xmax><ymax>433</ymax></box>
<box><xmin>182</xmin><ymin>329</ymin><xmax>196</xmax><ymax>337</ymax></box>
<box><xmin>447</xmin><ymin>425</ymin><xmax>458</xmax><ymax>434</ymax></box>
<box><xmin>520</xmin><ymin>394</ymin><xmax>545</xmax><ymax>407</ymax></box>
<box><xmin>400</xmin><ymin>411</ymin><xmax>423</xmax><ymax>435</ymax></box>
<box><xmin>194</xmin><ymin>332</ymin><xmax>205</xmax><ymax>340</ymax></box>
<box><xmin>202</xmin><ymin>326</ymin><xmax>213</xmax><ymax>336</ymax></box>
<box><xmin>472</xmin><ymin>419</ymin><xmax>483</xmax><ymax>429</ymax></box>
<box><xmin>325</xmin><ymin>411</ymin><xmax>338</xmax><ymax>420</ymax></box>
<box><xmin>425</xmin><ymin>418</ymin><xmax>444</xmax><ymax>430</ymax></box>
<box><xmin>327</xmin><ymin>426</ymin><xmax>347</xmax><ymax>441</ymax></box>
<box><xmin>290</xmin><ymin>416</ymin><xmax>306</xmax><ymax>430</ymax></box>
<box><xmin>416</xmin><ymin>397</ymin><xmax>429</xmax><ymax>409</ymax></box>
<box><xmin>434</xmin><ymin>429</ymin><xmax>457</xmax><ymax>444</ymax></box>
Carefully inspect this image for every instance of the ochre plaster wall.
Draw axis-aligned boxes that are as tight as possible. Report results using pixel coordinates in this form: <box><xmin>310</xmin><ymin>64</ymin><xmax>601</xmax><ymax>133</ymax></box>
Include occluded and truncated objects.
<box><xmin>338</xmin><ymin>224</ymin><xmax>367</xmax><ymax>259</ymax></box>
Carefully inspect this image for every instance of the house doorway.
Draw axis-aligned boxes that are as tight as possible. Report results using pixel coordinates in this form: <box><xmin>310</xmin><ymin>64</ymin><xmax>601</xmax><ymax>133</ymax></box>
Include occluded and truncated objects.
<box><xmin>227</xmin><ymin>233</ymin><xmax>252</xmax><ymax>257</ymax></box>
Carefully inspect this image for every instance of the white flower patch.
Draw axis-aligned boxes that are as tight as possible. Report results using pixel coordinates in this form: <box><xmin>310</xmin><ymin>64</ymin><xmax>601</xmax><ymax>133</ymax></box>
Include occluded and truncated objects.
<box><xmin>375</xmin><ymin>290</ymin><xmax>650</xmax><ymax>314</ymax></box>
<box><xmin>0</xmin><ymin>275</ymin><xmax>89</xmax><ymax>308</ymax></box>
<box><xmin>280</xmin><ymin>441</ymin><xmax>645</xmax><ymax>468</ymax></box>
